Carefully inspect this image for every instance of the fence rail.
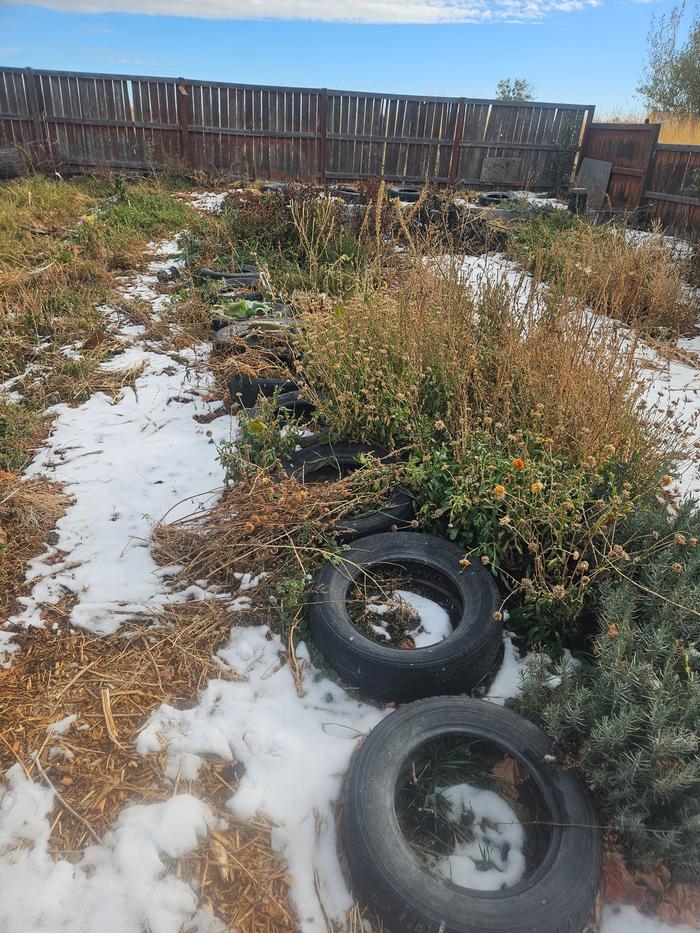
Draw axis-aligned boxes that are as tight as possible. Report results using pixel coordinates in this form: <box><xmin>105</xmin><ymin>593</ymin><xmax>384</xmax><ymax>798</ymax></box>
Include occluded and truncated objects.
<box><xmin>0</xmin><ymin>65</ymin><xmax>594</xmax><ymax>190</ymax></box>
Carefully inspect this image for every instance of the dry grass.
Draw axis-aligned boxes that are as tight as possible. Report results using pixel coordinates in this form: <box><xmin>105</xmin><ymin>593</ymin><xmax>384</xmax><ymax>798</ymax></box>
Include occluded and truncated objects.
<box><xmin>154</xmin><ymin>466</ymin><xmax>402</xmax><ymax>599</ymax></box>
<box><xmin>540</xmin><ymin>222</ymin><xmax>697</xmax><ymax>336</ymax></box>
<box><xmin>298</xmin><ymin>258</ymin><xmax>684</xmax><ymax>475</ymax></box>
<box><xmin>0</xmin><ymin>472</ymin><xmax>68</xmax><ymax>620</ymax></box>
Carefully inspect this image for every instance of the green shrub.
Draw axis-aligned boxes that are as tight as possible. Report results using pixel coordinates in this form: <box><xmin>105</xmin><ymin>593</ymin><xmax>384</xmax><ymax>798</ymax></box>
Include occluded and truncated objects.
<box><xmin>518</xmin><ymin>498</ymin><xmax>700</xmax><ymax>879</ymax></box>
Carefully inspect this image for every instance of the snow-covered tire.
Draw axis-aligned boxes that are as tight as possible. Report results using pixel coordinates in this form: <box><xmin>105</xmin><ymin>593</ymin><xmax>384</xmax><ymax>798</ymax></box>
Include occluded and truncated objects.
<box><xmin>388</xmin><ymin>185</ymin><xmax>421</xmax><ymax>203</ymax></box>
<box><xmin>305</xmin><ymin>532</ymin><xmax>501</xmax><ymax>701</ymax></box>
<box><xmin>228</xmin><ymin>372</ymin><xmax>298</xmax><ymax>408</ymax></box>
<box><xmin>283</xmin><ymin>442</ymin><xmax>414</xmax><ymax>540</ymax></box>
<box><xmin>344</xmin><ymin>697</ymin><xmax>602</xmax><ymax>933</ymax></box>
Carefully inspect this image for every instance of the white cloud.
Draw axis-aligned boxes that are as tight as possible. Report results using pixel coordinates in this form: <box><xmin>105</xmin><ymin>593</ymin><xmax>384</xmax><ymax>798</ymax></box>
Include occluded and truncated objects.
<box><xmin>12</xmin><ymin>0</ymin><xmax>598</xmax><ymax>23</ymax></box>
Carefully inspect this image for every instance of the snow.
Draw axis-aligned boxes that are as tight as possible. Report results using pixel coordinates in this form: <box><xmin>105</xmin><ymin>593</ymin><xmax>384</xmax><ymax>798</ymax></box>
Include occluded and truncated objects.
<box><xmin>364</xmin><ymin>589</ymin><xmax>453</xmax><ymax>647</ymax></box>
<box><xmin>0</xmin><ymin>764</ymin><xmax>223</xmax><ymax>933</ymax></box>
<box><xmin>601</xmin><ymin>904</ymin><xmax>698</xmax><ymax>933</ymax></box>
<box><xmin>4</xmin><ymin>247</ymin><xmax>236</xmax><ymax>643</ymax></box>
<box><xmin>137</xmin><ymin>624</ymin><xmax>385</xmax><ymax>932</ymax></box>
<box><xmin>46</xmin><ymin>713</ymin><xmax>77</xmax><ymax>735</ymax></box>
<box><xmin>429</xmin><ymin>782</ymin><xmax>525</xmax><ymax>890</ymax></box>
<box><xmin>184</xmin><ymin>191</ymin><xmax>228</xmax><ymax>214</ymax></box>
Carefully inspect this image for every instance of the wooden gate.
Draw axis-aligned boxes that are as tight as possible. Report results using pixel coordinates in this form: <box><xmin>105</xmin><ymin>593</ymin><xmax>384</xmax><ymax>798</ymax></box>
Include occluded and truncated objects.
<box><xmin>579</xmin><ymin>122</ymin><xmax>660</xmax><ymax>210</ymax></box>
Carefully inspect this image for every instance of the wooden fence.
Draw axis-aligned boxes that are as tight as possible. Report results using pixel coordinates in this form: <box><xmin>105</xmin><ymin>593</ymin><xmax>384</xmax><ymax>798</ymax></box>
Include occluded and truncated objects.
<box><xmin>0</xmin><ymin>66</ymin><xmax>594</xmax><ymax>190</ymax></box>
<box><xmin>580</xmin><ymin>123</ymin><xmax>699</xmax><ymax>234</ymax></box>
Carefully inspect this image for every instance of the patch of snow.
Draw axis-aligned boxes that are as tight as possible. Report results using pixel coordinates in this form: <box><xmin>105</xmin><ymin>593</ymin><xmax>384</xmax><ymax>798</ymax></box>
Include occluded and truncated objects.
<box><xmin>186</xmin><ymin>191</ymin><xmax>228</xmax><ymax>214</ymax></box>
<box><xmin>429</xmin><ymin>782</ymin><xmax>525</xmax><ymax>890</ymax></box>
<box><xmin>365</xmin><ymin>589</ymin><xmax>453</xmax><ymax>647</ymax></box>
<box><xmin>601</xmin><ymin>904</ymin><xmax>698</xmax><ymax>933</ymax></box>
<box><xmin>3</xmin><ymin>242</ymin><xmax>236</xmax><ymax>646</ymax></box>
<box><xmin>623</xmin><ymin>227</ymin><xmax>693</xmax><ymax>260</ymax></box>
<box><xmin>512</xmin><ymin>190</ymin><xmax>568</xmax><ymax>210</ymax></box>
<box><xmin>0</xmin><ymin>763</ymin><xmax>221</xmax><ymax>933</ymax></box>
<box><xmin>46</xmin><ymin>713</ymin><xmax>76</xmax><ymax>735</ymax></box>
<box><xmin>137</xmin><ymin>624</ymin><xmax>385</xmax><ymax>932</ymax></box>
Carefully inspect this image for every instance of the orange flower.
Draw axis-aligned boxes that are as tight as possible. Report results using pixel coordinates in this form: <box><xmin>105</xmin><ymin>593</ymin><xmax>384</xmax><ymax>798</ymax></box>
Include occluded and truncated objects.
<box><xmin>530</xmin><ymin>481</ymin><xmax>544</xmax><ymax>494</ymax></box>
<box><xmin>512</xmin><ymin>458</ymin><xmax>525</xmax><ymax>470</ymax></box>
<box><xmin>493</xmin><ymin>484</ymin><xmax>506</xmax><ymax>499</ymax></box>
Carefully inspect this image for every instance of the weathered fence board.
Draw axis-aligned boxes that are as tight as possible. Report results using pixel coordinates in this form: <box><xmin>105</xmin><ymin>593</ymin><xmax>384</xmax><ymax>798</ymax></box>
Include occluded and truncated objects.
<box><xmin>581</xmin><ymin>124</ymin><xmax>699</xmax><ymax>234</ymax></box>
<box><xmin>0</xmin><ymin>65</ymin><xmax>593</xmax><ymax>190</ymax></box>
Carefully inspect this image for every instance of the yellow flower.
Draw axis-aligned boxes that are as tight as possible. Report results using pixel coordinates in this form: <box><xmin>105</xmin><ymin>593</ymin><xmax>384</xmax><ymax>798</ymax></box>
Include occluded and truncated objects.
<box><xmin>660</xmin><ymin>475</ymin><xmax>673</xmax><ymax>487</ymax></box>
<box><xmin>493</xmin><ymin>484</ymin><xmax>506</xmax><ymax>499</ymax></box>
<box><xmin>243</xmin><ymin>522</ymin><xmax>255</xmax><ymax>534</ymax></box>
<box><xmin>459</xmin><ymin>557</ymin><xmax>471</xmax><ymax>568</ymax></box>
<box><xmin>512</xmin><ymin>458</ymin><xmax>525</xmax><ymax>470</ymax></box>
<box><xmin>530</xmin><ymin>481</ymin><xmax>544</xmax><ymax>494</ymax></box>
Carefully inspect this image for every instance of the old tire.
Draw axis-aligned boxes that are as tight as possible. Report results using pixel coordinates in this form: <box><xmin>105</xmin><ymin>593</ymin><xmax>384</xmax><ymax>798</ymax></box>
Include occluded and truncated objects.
<box><xmin>196</xmin><ymin>265</ymin><xmax>261</xmax><ymax>286</ymax></box>
<box><xmin>229</xmin><ymin>372</ymin><xmax>298</xmax><ymax>408</ymax></box>
<box><xmin>284</xmin><ymin>442</ymin><xmax>414</xmax><ymax>540</ymax></box>
<box><xmin>344</xmin><ymin>697</ymin><xmax>602</xmax><ymax>933</ymax></box>
<box><xmin>331</xmin><ymin>185</ymin><xmax>361</xmax><ymax>203</ymax></box>
<box><xmin>478</xmin><ymin>191</ymin><xmax>515</xmax><ymax>207</ymax></box>
<box><xmin>388</xmin><ymin>185</ymin><xmax>421</xmax><ymax>203</ymax></box>
<box><xmin>305</xmin><ymin>532</ymin><xmax>501</xmax><ymax>702</ymax></box>
<box><xmin>252</xmin><ymin>390</ymin><xmax>316</xmax><ymax>423</ymax></box>
<box><xmin>260</xmin><ymin>182</ymin><xmax>288</xmax><ymax>194</ymax></box>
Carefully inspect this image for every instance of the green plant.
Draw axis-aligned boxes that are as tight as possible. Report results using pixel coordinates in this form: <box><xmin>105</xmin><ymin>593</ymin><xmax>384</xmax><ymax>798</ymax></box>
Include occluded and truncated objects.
<box><xmin>217</xmin><ymin>400</ymin><xmax>307</xmax><ymax>481</ymax></box>
<box><xmin>405</xmin><ymin>424</ymin><xmax>654</xmax><ymax>647</ymax></box>
<box><xmin>519</xmin><ymin>496</ymin><xmax>700</xmax><ymax>879</ymax></box>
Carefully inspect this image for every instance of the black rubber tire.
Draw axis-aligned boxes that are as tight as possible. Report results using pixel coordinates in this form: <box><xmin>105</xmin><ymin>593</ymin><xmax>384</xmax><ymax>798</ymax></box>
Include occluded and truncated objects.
<box><xmin>305</xmin><ymin>532</ymin><xmax>501</xmax><ymax>702</ymax></box>
<box><xmin>228</xmin><ymin>372</ymin><xmax>299</xmax><ymax>408</ymax></box>
<box><xmin>196</xmin><ymin>265</ymin><xmax>261</xmax><ymax>286</ymax></box>
<box><xmin>260</xmin><ymin>182</ymin><xmax>288</xmax><ymax>194</ymax></box>
<box><xmin>283</xmin><ymin>442</ymin><xmax>414</xmax><ymax>540</ymax></box>
<box><xmin>252</xmin><ymin>390</ymin><xmax>316</xmax><ymax>423</ymax></box>
<box><xmin>331</xmin><ymin>185</ymin><xmax>361</xmax><ymax>203</ymax></box>
<box><xmin>344</xmin><ymin>697</ymin><xmax>603</xmax><ymax>933</ymax></box>
<box><xmin>388</xmin><ymin>185</ymin><xmax>421</xmax><ymax>203</ymax></box>
<box><xmin>478</xmin><ymin>191</ymin><xmax>515</xmax><ymax>207</ymax></box>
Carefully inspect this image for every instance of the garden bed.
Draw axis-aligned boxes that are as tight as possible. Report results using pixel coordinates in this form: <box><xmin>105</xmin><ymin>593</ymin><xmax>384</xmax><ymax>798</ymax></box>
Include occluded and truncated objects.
<box><xmin>1</xmin><ymin>176</ymin><xmax>699</xmax><ymax>933</ymax></box>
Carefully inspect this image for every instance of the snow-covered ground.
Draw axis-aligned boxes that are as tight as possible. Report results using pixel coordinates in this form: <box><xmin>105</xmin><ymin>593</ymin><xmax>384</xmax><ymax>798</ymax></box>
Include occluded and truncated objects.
<box><xmin>0</xmin><ymin>210</ymin><xmax>697</xmax><ymax>932</ymax></box>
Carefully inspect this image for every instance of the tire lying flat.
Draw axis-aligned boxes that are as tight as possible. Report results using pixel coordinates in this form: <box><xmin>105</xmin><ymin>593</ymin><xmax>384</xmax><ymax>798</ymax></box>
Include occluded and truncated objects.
<box><xmin>344</xmin><ymin>697</ymin><xmax>602</xmax><ymax>933</ymax></box>
<box><xmin>305</xmin><ymin>532</ymin><xmax>501</xmax><ymax>701</ymax></box>
<box><xmin>284</xmin><ymin>442</ymin><xmax>414</xmax><ymax>540</ymax></box>
<box><xmin>228</xmin><ymin>372</ymin><xmax>298</xmax><ymax>408</ymax></box>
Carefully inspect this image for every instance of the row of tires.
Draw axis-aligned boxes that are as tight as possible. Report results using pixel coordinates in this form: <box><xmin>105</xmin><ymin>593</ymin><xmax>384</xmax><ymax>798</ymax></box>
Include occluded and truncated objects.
<box><xmin>204</xmin><ymin>250</ymin><xmax>602</xmax><ymax>933</ymax></box>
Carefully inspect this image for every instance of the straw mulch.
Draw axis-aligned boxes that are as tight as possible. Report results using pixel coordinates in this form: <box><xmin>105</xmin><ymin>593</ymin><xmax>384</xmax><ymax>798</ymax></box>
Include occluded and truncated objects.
<box><xmin>0</xmin><ymin>602</ymin><xmax>298</xmax><ymax>932</ymax></box>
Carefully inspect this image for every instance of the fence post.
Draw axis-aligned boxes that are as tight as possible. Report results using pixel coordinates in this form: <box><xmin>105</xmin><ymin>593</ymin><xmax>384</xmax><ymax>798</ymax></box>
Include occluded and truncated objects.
<box><xmin>176</xmin><ymin>78</ymin><xmax>192</xmax><ymax>170</ymax></box>
<box><xmin>24</xmin><ymin>67</ymin><xmax>47</xmax><ymax>167</ymax></box>
<box><xmin>640</xmin><ymin>121</ymin><xmax>661</xmax><ymax>211</ymax></box>
<box><xmin>448</xmin><ymin>98</ymin><xmax>466</xmax><ymax>185</ymax></box>
<box><xmin>318</xmin><ymin>88</ymin><xmax>328</xmax><ymax>182</ymax></box>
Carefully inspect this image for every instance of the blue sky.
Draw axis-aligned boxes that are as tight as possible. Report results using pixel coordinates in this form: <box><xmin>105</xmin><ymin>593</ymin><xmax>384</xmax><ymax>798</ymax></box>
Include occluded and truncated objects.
<box><xmin>0</xmin><ymin>0</ymin><xmax>688</xmax><ymax>113</ymax></box>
